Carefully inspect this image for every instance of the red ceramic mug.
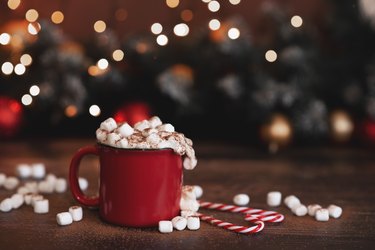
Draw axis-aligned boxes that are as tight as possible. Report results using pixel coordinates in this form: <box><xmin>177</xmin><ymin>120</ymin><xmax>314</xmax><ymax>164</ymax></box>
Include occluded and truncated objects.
<box><xmin>69</xmin><ymin>144</ymin><xmax>183</xmax><ymax>227</ymax></box>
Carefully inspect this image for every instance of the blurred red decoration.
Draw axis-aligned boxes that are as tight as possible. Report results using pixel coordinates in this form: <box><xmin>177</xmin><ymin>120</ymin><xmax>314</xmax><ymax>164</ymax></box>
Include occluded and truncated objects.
<box><xmin>0</xmin><ymin>96</ymin><xmax>23</xmax><ymax>138</ymax></box>
<box><xmin>113</xmin><ymin>102</ymin><xmax>151</xmax><ymax>126</ymax></box>
<box><xmin>363</xmin><ymin>119</ymin><xmax>375</xmax><ymax>143</ymax></box>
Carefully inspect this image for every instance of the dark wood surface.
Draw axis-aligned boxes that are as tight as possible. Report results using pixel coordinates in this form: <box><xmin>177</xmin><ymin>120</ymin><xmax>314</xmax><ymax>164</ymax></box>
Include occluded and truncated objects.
<box><xmin>1</xmin><ymin>139</ymin><xmax>374</xmax><ymax>250</ymax></box>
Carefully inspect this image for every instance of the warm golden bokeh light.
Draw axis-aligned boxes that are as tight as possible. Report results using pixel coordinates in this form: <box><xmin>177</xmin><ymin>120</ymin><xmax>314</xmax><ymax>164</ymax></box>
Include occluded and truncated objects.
<box><xmin>1</xmin><ymin>62</ymin><xmax>14</xmax><ymax>75</ymax></box>
<box><xmin>21</xmin><ymin>94</ymin><xmax>32</xmax><ymax>106</ymax></box>
<box><xmin>7</xmin><ymin>0</ymin><xmax>21</xmax><ymax>10</ymax></box>
<box><xmin>89</xmin><ymin>105</ymin><xmax>101</xmax><ymax>117</ymax></box>
<box><xmin>25</xmin><ymin>9</ymin><xmax>39</xmax><ymax>22</ymax></box>
<box><xmin>65</xmin><ymin>105</ymin><xmax>78</xmax><ymax>117</ymax></box>
<box><xmin>291</xmin><ymin>15</ymin><xmax>303</xmax><ymax>28</ymax></box>
<box><xmin>112</xmin><ymin>49</ymin><xmax>124</xmax><ymax>61</ymax></box>
<box><xmin>181</xmin><ymin>9</ymin><xmax>193</xmax><ymax>22</ymax></box>
<box><xmin>265</xmin><ymin>50</ymin><xmax>277</xmax><ymax>62</ymax></box>
<box><xmin>20</xmin><ymin>54</ymin><xmax>33</xmax><ymax>66</ymax></box>
<box><xmin>151</xmin><ymin>23</ymin><xmax>163</xmax><ymax>35</ymax></box>
<box><xmin>166</xmin><ymin>0</ymin><xmax>179</xmax><ymax>8</ymax></box>
<box><xmin>51</xmin><ymin>11</ymin><xmax>64</xmax><ymax>24</ymax></box>
<box><xmin>94</xmin><ymin>20</ymin><xmax>106</xmax><ymax>33</ymax></box>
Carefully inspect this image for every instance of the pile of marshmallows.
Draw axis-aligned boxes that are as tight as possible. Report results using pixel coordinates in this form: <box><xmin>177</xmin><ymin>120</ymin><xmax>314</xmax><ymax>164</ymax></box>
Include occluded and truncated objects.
<box><xmin>159</xmin><ymin>185</ymin><xmax>203</xmax><ymax>233</ymax></box>
<box><xmin>0</xmin><ymin>163</ymin><xmax>87</xmax><ymax>225</ymax></box>
<box><xmin>96</xmin><ymin>117</ymin><xmax>197</xmax><ymax>170</ymax></box>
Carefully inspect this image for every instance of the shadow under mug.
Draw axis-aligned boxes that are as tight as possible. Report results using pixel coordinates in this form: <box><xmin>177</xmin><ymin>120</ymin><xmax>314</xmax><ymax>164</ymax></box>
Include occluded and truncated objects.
<box><xmin>69</xmin><ymin>144</ymin><xmax>183</xmax><ymax>227</ymax></box>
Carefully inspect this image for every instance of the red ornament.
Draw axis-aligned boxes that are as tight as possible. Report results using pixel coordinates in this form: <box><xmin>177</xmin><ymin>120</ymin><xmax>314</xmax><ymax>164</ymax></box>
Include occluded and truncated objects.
<box><xmin>0</xmin><ymin>96</ymin><xmax>23</xmax><ymax>138</ymax></box>
<box><xmin>363</xmin><ymin>119</ymin><xmax>375</xmax><ymax>143</ymax></box>
<box><xmin>113</xmin><ymin>102</ymin><xmax>151</xmax><ymax>126</ymax></box>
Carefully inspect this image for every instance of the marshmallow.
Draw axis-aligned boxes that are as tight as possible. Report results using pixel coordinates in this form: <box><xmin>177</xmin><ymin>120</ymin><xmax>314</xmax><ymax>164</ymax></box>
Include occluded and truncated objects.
<box><xmin>284</xmin><ymin>195</ymin><xmax>301</xmax><ymax>209</ymax></box>
<box><xmin>315</xmin><ymin>208</ymin><xmax>329</xmax><ymax>221</ymax></box>
<box><xmin>183</xmin><ymin>157</ymin><xmax>197</xmax><ymax>170</ymax></box>
<box><xmin>0</xmin><ymin>198</ymin><xmax>13</xmax><ymax>212</ymax></box>
<box><xmin>267</xmin><ymin>191</ymin><xmax>282</xmax><ymax>207</ymax></box>
<box><xmin>3</xmin><ymin>176</ymin><xmax>19</xmax><ymax>190</ymax></box>
<box><xmin>24</xmin><ymin>181</ymin><xmax>38</xmax><ymax>193</ymax></box>
<box><xmin>0</xmin><ymin>173</ymin><xmax>6</xmax><ymax>187</ymax></box>
<box><xmin>106</xmin><ymin>132</ymin><xmax>121</xmax><ymax>146</ymax></box>
<box><xmin>100</xmin><ymin>118</ymin><xmax>117</xmax><ymax>132</ymax></box>
<box><xmin>172</xmin><ymin>216</ymin><xmax>187</xmax><ymax>230</ymax></box>
<box><xmin>158</xmin><ymin>123</ymin><xmax>175</xmax><ymax>133</ymax></box>
<box><xmin>142</xmin><ymin>128</ymin><xmax>158</xmax><ymax>137</ymax></box>
<box><xmin>149</xmin><ymin>116</ymin><xmax>162</xmax><ymax>128</ymax></box>
<box><xmin>16</xmin><ymin>164</ymin><xmax>32</xmax><ymax>178</ymax></box>
<box><xmin>146</xmin><ymin>133</ymin><xmax>162</xmax><ymax>145</ymax></box>
<box><xmin>117</xmin><ymin>123</ymin><xmax>134</xmax><ymax>137</ymax></box>
<box><xmin>157</xmin><ymin>141</ymin><xmax>173</xmax><ymax>149</ymax></box>
<box><xmin>31</xmin><ymin>163</ymin><xmax>46</xmax><ymax>179</ymax></box>
<box><xmin>181</xmin><ymin>210</ymin><xmax>198</xmax><ymax>218</ymax></box>
<box><xmin>69</xmin><ymin>206</ymin><xmax>83</xmax><ymax>221</ymax></box>
<box><xmin>158</xmin><ymin>220</ymin><xmax>173</xmax><ymax>233</ymax></box>
<box><xmin>134</xmin><ymin>120</ymin><xmax>150</xmax><ymax>131</ymax></box>
<box><xmin>30</xmin><ymin>194</ymin><xmax>44</xmax><ymax>207</ymax></box>
<box><xmin>193</xmin><ymin>185</ymin><xmax>203</xmax><ymax>199</ymax></box>
<box><xmin>10</xmin><ymin>194</ymin><xmax>24</xmax><ymax>209</ymax></box>
<box><xmin>34</xmin><ymin>199</ymin><xmax>49</xmax><ymax>214</ymax></box>
<box><xmin>292</xmin><ymin>204</ymin><xmax>308</xmax><ymax>216</ymax></box>
<box><xmin>96</xmin><ymin>128</ymin><xmax>107</xmax><ymax>141</ymax></box>
<box><xmin>116</xmin><ymin>138</ymin><xmax>129</xmax><ymax>148</ymax></box>
<box><xmin>180</xmin><ymin>199</ymin><xmax>199</xmax><ymax>212</ymax></box>
<box><xmin>187</xmin><ymin>216</ymin><xmax>200</xmax><ymax>230</ymax></box>
<box><xmin>57</xmin><ymin>212</ymin><xmax>73</xmax><ymax>226</ymax></box>
<box><xmin>55</xmin><ymin>178</ymin><xmax>67</xmax><ymax>193</ymax></box>
<box><xmin>233</xmin><ymin>194</ymin><xmax>250</xmax><ymax>206</ymax></box>
<box><xmin>24</xmin><ymin>193</ymin><xmax>34</xmax><ymax>205</ymax></box>
<box><xmin>46</xmin><ymin>174</ymin><xmax>57</xmax><ymax>186</ymax></box>
<box><xmin>328</xmin><ymin>204</ymin><xmax>342</xmax><ymax>218</ymax></box>
<box><xmin>17</xmin><ymin>186</ymin><xmax>30</xmax><ymax>195</ymax></box>
<box><xmin>38</xmin><ymin>181</ymin><xmax>54</xmax><ymax>194</ymax></box>
<box><xmin>79</xmin><ymin>177</ymin><xmax>88</xmax><ymax>190</ymax></box>
<box><xmin>307</xmin><ymin>204</ymin><xmax>322</xmax><ymax>216</ymax></box>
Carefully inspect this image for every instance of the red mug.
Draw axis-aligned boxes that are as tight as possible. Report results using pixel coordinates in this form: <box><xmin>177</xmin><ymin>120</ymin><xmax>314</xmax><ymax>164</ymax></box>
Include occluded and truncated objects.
<box><xmin>69</xmin><ymin>144</ymin><xmax>183</xmax><ymax>227</ymax></box>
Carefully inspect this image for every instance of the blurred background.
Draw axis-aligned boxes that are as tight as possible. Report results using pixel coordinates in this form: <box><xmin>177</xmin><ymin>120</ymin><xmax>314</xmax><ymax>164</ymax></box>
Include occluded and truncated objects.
<box><xmin>1</xmin><ymin>0</ymin><xmax>375</xmax><ymax>150</ymax></box>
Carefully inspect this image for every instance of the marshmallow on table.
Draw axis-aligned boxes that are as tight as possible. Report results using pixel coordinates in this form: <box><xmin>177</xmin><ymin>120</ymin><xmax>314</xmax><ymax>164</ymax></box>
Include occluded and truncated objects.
<box><xmin>193</xmin><ymin>185</ymin><xmax>203</xmax><ymax>199</ymax></box>
<box><xmin>0</xmin><ymin>198</ymin><xmax>13</xmax><ymax>212</ymax></box>
<box><xmin>38</xmin><ymin>181</ymin><xmax>54</xmax><ymax>194</ymax></box>
<box><xmin>292</xmin><ymin>204</ymin><xmax>308</xmax><ymax>216</ymax></box>
<box><xmin>96</xmin><ymin>129</ymin><xmax>107</xmax><ymax>142</ymax></box>
<box><xmin>159</xmin><ymin>220</ymin><xmax>173</xmax><ymax>233</ymax></box>
<box><xmin>55</xmin><ymin>178</ymin><xmax>67</xmax><ymax>193</ymax></box>
<box><xmin>117</xmin><ymin>123</ymin><xmax>134</xmax><ymax>137</ymax></box>
<box><xmin>233</xmin><ymin>194</ymin><xmax>250</xmax><ymax>206</ymax></box>
<box><xmin>30</xmin><ymin>194</ymin><xmax>44</xmax><ymax>207</ymax></box>
<box><xmin>34</xmin><ymin>199</ymin><xmax>49</xmax><ymax>214</ymax></box>
<box><xmin>24</xmin><ymin>181</ymin><xmax>38</xmax><ymax>193</ymax></box>
<box><xmin>3</xmin><ymin>176</ymin><xmax>19</xmax><ymax>190</ymax></box>
<box><xmin>24</xmin><ymin>193</ymin><xmax>34</xmax><ymax>205</ymax></box>
<box><xmin>315</xmin><ymin>208</ymin><xmax>329</xmax><ymax>221</ymax></box>
<box><xmin>16</xmin><ymin>164</ymin><xmax>32</xmax><ymax>178</ymax></box>
<box><xmin>181</xmin><ymin>210</ymin><xmax>198</xmax><ymax>218</ymax></box>
<box><xmin>69</xmin><ymin>206</ymin><xmax>83</xmax><ymax>221</ymax></box>
<box><xmin>0</xmin><ymin>173</ymin><xmax>6</xmax><ymax>187</ymax></box>
<box><xmin>32</xmin><ymin>163</ymin><xmax>46</xmax><ymax>179</ymax></box>
<box><xmin>57</xmin><ymin>212</ymin><xmax>73</xmax><ymax>226</ymax></box>
<box><xmin>100</xmin><ymin>118</ymin><xmax>117</xmax><ymax>132</ymax></box>
<box><xmin>267</xmin><ymin>191</ymin><xmax>282</xmax><ymax>207</ymax></box>
<box><xmin>328</xmin><ymin>204</ymin><xmax>342</xmax><ymax>218</ymax></box>
<box><xmin>180</xmin><ymin>199</ymin><xmax>199</xmax><ymax>212</ymax></box>
<box><xmin>187</xmin><ymin>216</ymin><xmax>200</xmax><ymax>230</ymax></box>
<box><xmin>172</xmin><ymin>216</ymin><xmax>187</xmax><ymax>231</ymax></box>
<box><xmin>10</xmin><ymin>194</ymin><xmax>24</xmax><ymax>209</ymax></box>
<box><xmin>149</xmin><ymin>116</ymin><xmax>162</xmax><ymax>128</ymax></box>
<box><xmin>284</xmin><ymin>195</ymin><xmax>301</xmax><ymax>209</ymax></box>
<box><xmin>308</xmin><ymin>204</ymin><xmax>322</xmax><ymax>216</ymax></box>
<box><xmin>17</xmin><ymin>186</ymin><xmax>30</xmax><ymax>195</ymax></box>
<box><xmin>79</xmin><ymin>177</ymin><xmax>88</xmax><ymax>191</ymax></box>
<box><xmin>46</xmin><ymin>174</ymin><xmax>57</xmax><ymax>185</ymax></box>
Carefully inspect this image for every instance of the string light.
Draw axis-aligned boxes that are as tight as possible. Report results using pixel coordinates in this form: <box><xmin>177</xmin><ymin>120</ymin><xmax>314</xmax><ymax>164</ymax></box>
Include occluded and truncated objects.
<box><xmin>0</xmin><ymin>33</ymin><xmax>11</xmax><ymax>45</ymax></box>
<box><xmin>25</xmin><ymin>9</ymin><xmax>39</xmax><ymax>22</ymax></box>
<box><xmin>156</xmin><ymin>34</ymin><xmax>168</xmax><ymax>46</ymax></box>
<box><xmin>21</xmin><ymin>94</ymin><xmax>33</xmax><ymax>106</ymax></box>
<box><xmin>28</xmin><ymin>22</ymin><xmax>41</xmax><ymax>35</ymax></box>
<box><xmin>265</xmin><ymin>50</ymin><xmax>277</xmax><ymax>62</ymax></box>
<box><xmin>291</xmin><ymin>15</ymin><xmax>303</xmax><ymax>28</ymax></box>
<box><xmin>65</xmin><ymin>105</ymin><xmax>78</xmax><ymax>117</ymax></box>
<box><xmin>112</xmin><ymin>49</ymin><xmax>124</xmax><ymax>61</ymax></box>
<box><xmin>208</xmin><ymin>19</ymin><xmax>221</xmax><ymax>30</ymax></box>
<box><xmin>14</xmin><ymin>64</ymin><xmax>26</xmax><ymax>75</ymax></box>
<box><xmin>51</xmin><ymin>11</ymin><xmax>64</xmax><ymax>24</ymax></box>
<box><xmin>173</xmin><ymin>23</ymin><xmax>189</xmax><ymax>37</ymax></box>
<box><xmin>166</xmin><ymin>0</ymin><xmax>179</xmax><ymax>8</ymax></box>
<box><xmin>1</xmin><ymin>62</ymin><xmax>14</xmax><ymax>75</ymax></box>
<box><xmin>228</xmin><ymin>28</ymin><xmax>240</xmax><ymax>39</ymax></box>
<box><xmin>208</xmin><ymin>1</ymin><xmax>220</xmax><ymax>12</ymax></box>
<box><xmin>181</xmin><ymin>9</ymin><xmax>193</xmax><ymax>22</ymax></box>
<box><xmin>115</xmin><ymin>8</ymin><xmax>128</xmax><ymax>22</ymax></box>
<box><xmin>89</xmin><ymin>105</ymin><xmax>101</xmax><ymax>117</ymax></box>
<box><xmin>151</xmin><ymin>23</ymin><xmax>163</xmax><ymax>35</ymax></box>
<box><xmin>29</xmin><ymin>85</ymin><xmax>40</xmax><ymax>96</ymax></box>
<box><xmin>229</xmin><ymin>0</ymin><xmax>241</xmax><ymax>5</ymax></box>
<box><xmin>94</xmin><ymin>20</ymin><xmax>106</xmax><ymax>33</ymax></box>
<box><xmin>97</xmin><ymin>59</ymin><xmax>109</xmax><ymax>70</ymax></box>
<box><xmin>20</xmin><ymin>54</ymin><xmax>33</xmax><ymax>66</ymax></box>
<box><xmin>7</xmin><ymin>0</ymin><xmax>21</xmax><ymax>10</ymax></box>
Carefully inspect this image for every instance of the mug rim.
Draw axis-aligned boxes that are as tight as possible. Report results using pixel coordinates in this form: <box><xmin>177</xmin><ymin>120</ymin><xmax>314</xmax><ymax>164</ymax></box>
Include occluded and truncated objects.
<box><xmin>97</xmin><ymin>142</ymin><xmax>175</xmax><ymax>152</ymax></box>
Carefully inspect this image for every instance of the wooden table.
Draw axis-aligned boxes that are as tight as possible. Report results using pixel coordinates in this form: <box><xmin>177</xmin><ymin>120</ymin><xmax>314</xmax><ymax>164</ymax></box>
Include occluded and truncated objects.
<box><xmin>1</xmin><ymin>139</ymin><xmax>374</xmax><ymax>249</ymax></box>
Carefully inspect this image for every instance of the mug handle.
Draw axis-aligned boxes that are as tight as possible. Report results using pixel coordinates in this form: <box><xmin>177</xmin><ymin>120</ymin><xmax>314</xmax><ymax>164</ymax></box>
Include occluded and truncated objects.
<box><xmin>69</xmin><ymin>145</ymin><xmax>99</xmax><ymax>207</ymax></box>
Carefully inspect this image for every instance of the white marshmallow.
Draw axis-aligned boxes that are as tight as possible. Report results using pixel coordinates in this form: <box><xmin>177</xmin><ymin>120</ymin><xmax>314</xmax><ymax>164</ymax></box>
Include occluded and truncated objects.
<box><xmin>307</xmin><ymin>204</ymin><xmax>322</xmax><ymax>216</ymax></box>
<box><xmin>57</xmin><ymin>212</ymin><xmax>73</xmax><ymax>226</ymax></box>
<box><xmin>30</xmin><ymin>194</ymin><xmax>44</xmax><ymax>207</ymax></box>
<box><xmin>181</xmin><ymin>210</ymin><xmax>198</xmax><ymax>218</ymax></box>
<box><xmin>182</xmin><ymin>186</ymin><xmax>196</xmax><ymax>200</ymax></box>
<box><xmin>292</xmin><ymin>204</ymin><xmax>308</xmax><ymax>216</ymax></box>
<box><xmin>328</xmin><ymin>204</ymin><xmax>342</xmax><ymax>218</ymax></box>
<box><xmin>55</xmin><ymin>178</ymin><xmax>67</xmax><ymax>193</ymax></box>
<box><xmin>284</xmin><ymin>195</ymin><xmax>301</xmax><ymax>209</ymax></box>
<box><xmin>116</xmin><ymin>138</ymin><xmax>129</xmax><ymax>148</ymax></box>
<box><xmin>79</xmin><ymin>177</ymin><xmax>88</xmax><ymax>190</ymax></box>
<box><xmin>158</xmin><ymin>123</ymin><xmax>175</xmax><ymax>133</ymax></box>
<box><xmin>31</xmin><ymin>163</ymin><xmax>46</xmax><ymax>179</ymax></box>
<box><xmin>158</xmin><ymin>220</ymin><xmax>173</xmax><ymax>233</ymax></box>
<box><xmin>117</xmin><ymin>123</ymin><xmax>134</xmax><ymax>137</ymax></box>
<box><xmin>69</xmin><ymin>206</ymin><xmax>83</xmax><ymax>221</ymax></box>
<box><xmin>146</xmin><ymin>133</ymin><xmax>162</xmax><ymax>145</ymax></box>
<box><xmin>134</xmin><ymin>120</ymin><xmax>150</xmax><ymax>131</ymax></box>
<box><xmin>193</xmin><ymin>185</ymin><xmax>203</xmax><ymax>199</ymax></box>
<box><xmin>24</xmin><ymin>181</ymin><xmax>38</xmax><ymax>193</ymax></box>
<box><xmin>315</xmin><ymin>208</ymin><xmax>329</xmax><ymax>221</ymax></box>
<box><xmin>16</xmin><ymin>164</ymin><xmax>32</xmax><ymax>178</ymax></box>
<box><xmin>0</xmin><ymin>173</ymin><xmax>6</xmax><ymax>187</ymax></box>
<box><xmin>180</xmin><ymin>199</ymin><xmax>200</xmax><ymax>212</ymax></box>
<box><xmin>172</xmin><ymin>216</ymin><xmax>187</xmax><ymax>230</ymax></box>
<box><xmin>34</xmin><ymin>199</ymin><xmax>49</xmax><ymax>214</ymax></box>
<box><xmin>106</xmin><ymin>132</ymin><xmax>121</xmax><ymax>146</ymax></box>
<box><xmin>267</xmin><ymin>191</ymin><xmax>282</xmax><ymax>207</ymax></box>
<box><xmin>157</xmin><ymin>141</ymin><xmax>173</xmax><ymax>149</ymax></box>
<box><xmin>233</xmin><ymin>194</ymin><xmax>250</xmax><ymax>206</ymax></box>
<box><xmin>142</xmin><ymin>128</ymin><xmax>158</xmax><ymax>137</ymax></box>
<box><xmin>10</xmin><ymin>194</ymin><xmax>24</xmax><ymax>209</ymax></box>
<box><xmin>149</xmin><ymin>116</ymin><xmax>162</xmax><ymax>128</ymax></box>
<box><xmin>100</xmin><ymin>118</ymin><xmax>117</xmax><ymax>132</ymax></box>
<box><xmin>183</xmin><ymin>157</ymin><xmax>197</xmax><ymax>170</ymax></box>
<box><xmin>3</xmin><ymin>176</ymin><xmax>19</xmax><ymax>190</ymax></box>
<box><xmin>17</xmin><ymin>186</ymin><xmax>30</xmax><ymax>195</ymax></box>
<box><xmin>46</xmin><ymin>174</ymin><xmax>57</xmax><ymax>186</ymax></box>
<box><xmin>0</xmin><ymin>198</ymin><xmax>13</xmax><ymax>212</ymax></box>
<box><xmin>187</xmin><ymin>216</ymin><xmax>200</xmax><ymax>230</ymax></box>
<box><xmin>38</xmin><ymin>181</ymin><xmax>54</xmax><ymax>194</ymax></box>
<box><xmin>24</xmin><ymin>193</ymin><xmax>34</xmax><ymax>205</ymax></box>
<box><xmin>96</xmin><ymin>128</ymin><xmax>107</xmax><ymax>142</ymax></box>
